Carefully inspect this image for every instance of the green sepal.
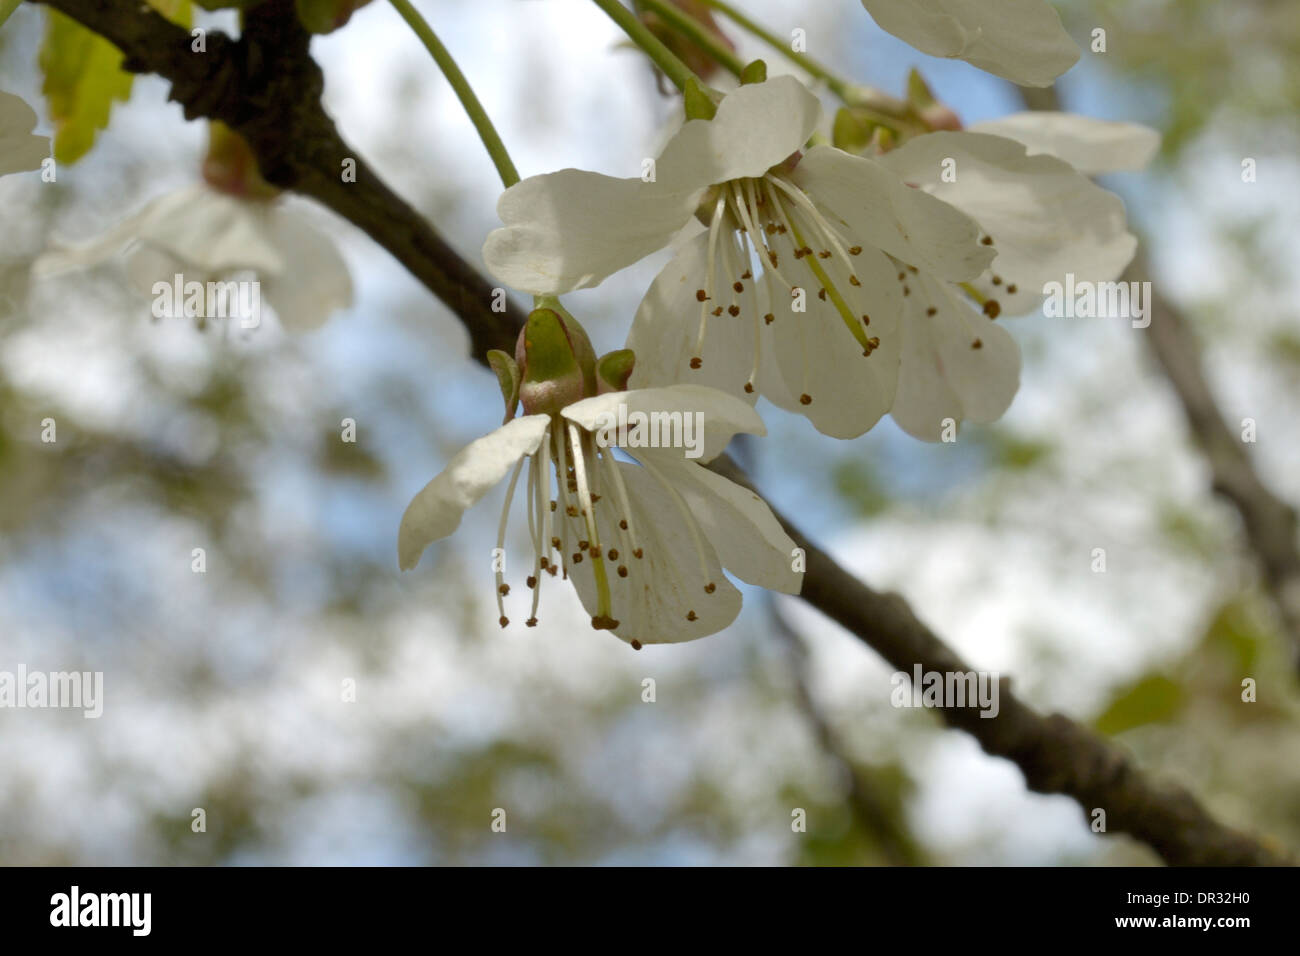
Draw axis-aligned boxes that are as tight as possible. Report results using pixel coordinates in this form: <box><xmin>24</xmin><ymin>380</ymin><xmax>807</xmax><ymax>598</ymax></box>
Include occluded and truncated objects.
<box><xmin>595</xmin><ymin>349</ymin><xmax>636</xmax><ymax>395</ymax></box>
<box><xmin>683</xmin><ymin>77</ymin><xmax>718</xmax><ymax>121</ymax></box>
<box><xmin>487</xmin><ymin>350</ymin><xmax>521</xmax><ymax>423</ymax></box>
<box><xmin>740</xmin><ymin>59</ymin><xmax>767</xmax><ymax>85</ymax></box>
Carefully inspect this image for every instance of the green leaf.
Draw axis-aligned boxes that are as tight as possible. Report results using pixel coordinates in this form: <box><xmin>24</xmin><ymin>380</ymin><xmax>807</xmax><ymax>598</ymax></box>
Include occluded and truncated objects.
<box><xmin>39</xmin><ymin>11</ymin><xmax>134</xmax><ymax>164</ymax></box>
<box><xmin>39</xmin><ymin>2</ymin><xmax>191</xmax><ymax>165</ymax></box>
<box><xmin>1094</xmin><ymin>674</ymin><xmax>1185</xmax><ymax>736</ymax></box>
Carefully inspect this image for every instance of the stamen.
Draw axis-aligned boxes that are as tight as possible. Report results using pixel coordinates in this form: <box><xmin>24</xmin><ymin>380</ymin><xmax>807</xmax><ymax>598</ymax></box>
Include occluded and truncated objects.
<box><xmin>494</xmin><ymin>455</ymin><xmax>528</xmax><ymax>625</ymax></box>
<box><xmin>568</xmin><ymin>422</ymin><xmax>613</xmax><ymax>626</ymax></box>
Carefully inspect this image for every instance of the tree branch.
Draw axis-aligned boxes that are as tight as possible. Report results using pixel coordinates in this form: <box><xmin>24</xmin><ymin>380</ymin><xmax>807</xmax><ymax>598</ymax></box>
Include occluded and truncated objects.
<box><xmin>32</xmin><ymin>0</ymin><xmax>1292</xmax><ymax>865</ymax></box>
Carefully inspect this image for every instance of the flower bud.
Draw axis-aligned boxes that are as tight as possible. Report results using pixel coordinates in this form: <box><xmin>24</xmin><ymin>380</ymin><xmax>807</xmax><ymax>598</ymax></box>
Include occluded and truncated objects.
<box><xmin>202</xmin><ymin>122</ymin><xmax>279</xmax><ymax>200</ymax></box>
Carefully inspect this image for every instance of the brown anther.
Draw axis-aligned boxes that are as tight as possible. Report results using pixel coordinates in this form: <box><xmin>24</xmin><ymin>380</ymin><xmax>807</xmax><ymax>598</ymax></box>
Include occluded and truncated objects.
<box><xmin>630</xmin><ymin>639</ymin><xmax>642</xmax><ymax>650</ymax></box>
<box><xmin>711</xmin><ymin>307</ymin><xmax>724</xmax><ymax>316</ymax></box>
<box><xmin>695</xmin><ymin>289</ymin><xmax>708</xmax><ymax>301</ymax></box>
<box><xmin>591</xmin><ymin>615</ymin><xmax>619</xmax><ymax>631</ymax></box>
<box><xmin>849</xmin><ymin>275</ymin><xmax>860</xmax><ymax>286</ymax></box>
<box><xmin>689</xmin><ymin>357</ymin><xmax>702</xmax><ymax>370</ymax></box>
<box><xmin>764</xmin><ymin>313</ymin><xmax>775</xmax><ymax>325</ymax></box>
<box><xmin>617</xmin><ymin>565</ymin><xmax>629</xmax><ymax>577</ymax></box>
<box><xmin>818</xmin><ymin>250</ymin><xmax>831</xmax><ymax>259</ymax></box>
<box><xmin>551</xmin><ymin>536</ymin><xmax>562</xmax><ymax>549</ymax></box>
<box><xmin>686</xmin><ymin>610</ymin><xmax>698</xmax><ymax>622</ymax></box>
<box><xmin>704</xmin><ymin>582</ymin><xmax>716</xmax><ymax>594</ymax></box>
<box><xmin>526</xmin><ymin>576</ymin><xmax>537</xmax><ymax>588</ymax></box>
<box><xmin>1007</xmin><ymin>283</ymin><xmax>1017</xmax><ymax>294</ymax></box>
<box><xmin>633</xmin><ymin>548</ymin><xmax>644</xmax><ymax>559</ymax></box>
<box><xmin>861</xmin><ymin>314</ymin><xmax>870</xmax><ymax>325</ymax></box>
<box><xmin>907</xmin><ymin>265</ymin><xmax>918</xmax><ymax>274</ymax></box>
<box><xmin>573</xmin><ymin>552</ymin><xmax>583</xmax><ymax>563</ymax></box>
<box><xmin>743</xmin><ymin>382</ymin><xmax>754</xmax><ymax>393</ymax></box>
<box><xmin>799</xmin><ymin>394</ymin><xmax>812</xmax><ymax>405</ymax></box>
<box><xmin>549</xmin><ymin>501</ymin><xmax>557</xmax><ymax>512</ymax></box>
<box><xmin>619</xmin><ymin>519</ymin><xmax>628</xmax><ymax>530</ymax></box>
<box><xmin>991</xmin><ymin>275</ymin><xmax>1002</xmax><ymax>286</ymax></box>
<box><xmin>983</xmin><ymin>300</ymin><xmax>1001</xmax><ymax>319</ymax></box>
<box><xmin>578</xmin><ymin>540</ymin><xmax>589</xmax><ymax>551</ymax></box>
<box><xmin>926</xmin><ymin>307</ymin><xmax>937</xmax><ymax>316</ymax></box>
<box><xmin>727</xmin><ymin>305</ymin><xmax>740</xmax><ymax>316</ymax></box>
<box><xmin>981</xmin><ymin>235</ymin><xmax>994</xmax><ymax>245</ymax></box>
<box><xmin>848</xmin><ymin>245</ymin><xmax>862</xmax><ymax>255</ymax></box>
<box><xmin>498</xmin><ymin>616</ymin><xmax>509</xmax><ymax>628</ymax></box>
<box><xmin>741</xmin><ymin>270</ymin><xmax>752</xmax><ymax>279</ymax></box>
<box><xmin>972</xmin><ymin>338</ymin><xmax>983</xmax><ymax>349</ymax></box>
<box><xmin>817</xmin><ymin>289</ymin><xmax>827</xmax><ymax>301</ymax></box>
<box><xmin>903</xmin><ymin>286</ymin><xmax>911</xmax><ymax>296</ymax></box>
<box><xmin>897</xmin><ymin>271</ymin><xmax>906</xmax><ymax>280</ymax></box>
<box><xmin>608</xmin><ymin>548</ymin><xmax>619</xmax><ymax>560</ymax></box>
<box><xmin>800</xmin><ymin>246</ymin><xmax>813</xmax><ymax>257</ymax></box>
<box><xmin>733</xmin><ymin>281</ymin><xmax>744</xmax><ymax>293</ymax></box>
<box><xmin>526</xmin><ymin>617</ymin><xmax>538</xmax><ymax>627</ymax></box>
<box><xmin>768</xmin><ymin>251</ymin><xmax>779</xmax><ymax>267</ymax></box>
<box><xmin>498</xmin><ymin>583</ymin><xmax>510</xmax><ymax>596</ymax></box>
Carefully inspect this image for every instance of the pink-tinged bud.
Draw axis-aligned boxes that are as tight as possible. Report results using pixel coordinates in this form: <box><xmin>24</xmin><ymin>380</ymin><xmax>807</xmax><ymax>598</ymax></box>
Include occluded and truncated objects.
<box><xmin>640</xmin><ymin>0</ymin><xmax>737</xmax><ymax>84</ymax></box>
<box><xmin>920</xmin><ymin>103</ymin><xmax>963</xmax><ymax>132</ymax></box>
<box><xmin>201</xmin><ymin>122</ymin><xmax>279</xmax><ymax>200</ymax></box>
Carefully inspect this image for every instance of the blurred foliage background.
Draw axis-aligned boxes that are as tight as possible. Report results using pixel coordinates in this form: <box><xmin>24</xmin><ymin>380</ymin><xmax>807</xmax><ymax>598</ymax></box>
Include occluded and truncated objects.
<box><xmin>0</xmin><ymin>0</ymin><xmax>1297</xmax><ymax>864</ymax></box>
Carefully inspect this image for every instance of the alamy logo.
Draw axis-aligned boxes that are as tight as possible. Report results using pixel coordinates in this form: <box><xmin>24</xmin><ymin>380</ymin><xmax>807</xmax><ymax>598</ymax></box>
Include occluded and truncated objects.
<box><xmin>1042</xmin><ymin>273</ymin><xmax>1152</xmax><ymax>328</ymax></box>
<box><xmin>151</xmin><ymin>273</ymin><xmax>261</xmax><ymax>327</ymax></box>
<box><xmin>591</xmin><ymin>405</ymin><xmax>705</xmax><ymax>459</ymax></box>
<box><xmin>50</xmin><ymin>886</ymin><xmax>151</xmax><ymax>936</ymax></box>
<box><xmin>890</xmin><ymin>665</ymin><xmax>1000</xmax><ymax>718</ymax></box>
<box><xmin>0</xmin><ymin>666</ymin><xmax>103</xmax><ymax>718</ymax></box>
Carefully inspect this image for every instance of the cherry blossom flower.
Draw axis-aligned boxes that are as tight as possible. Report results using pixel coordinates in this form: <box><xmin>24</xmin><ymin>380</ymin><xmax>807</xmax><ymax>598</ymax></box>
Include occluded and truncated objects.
<box><xmin>398</xmin><ymin>307</ymin><xmax>801</xmax><ymax>647</ymax></box>
<box><xmin>484</xmin><ymin>76</ymin><xmax>994</xmax><ymax>438</ymax></box>
<box><xmin>874</xmin><ymin>124</ymin><xmax>1156</xmax><ymax>438</ymax></box>
<box><xmin>33</xmin><ymin>124</ymin><xmax>351</xmax><ymax>331</ymax></box>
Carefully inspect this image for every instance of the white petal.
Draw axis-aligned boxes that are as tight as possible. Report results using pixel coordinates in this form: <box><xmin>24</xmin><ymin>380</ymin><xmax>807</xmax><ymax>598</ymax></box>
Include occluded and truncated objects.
<box><xmin>794</xmin><ymin>145</ymin><xmax>994</xmax><ymax>282</ymax></box>
<box><xmin>563</xmin><ymin>459</ymin><xmax>742</xmax><ymax>644</ymax></box>
<box><xmin>482</xmin><ymin>169</ymin><xmax>698</xmax><ymax>294</ymax></box>
<box><xmin>397</xmin><ymin>415</ymin><xmax>551</xmax><ymax>570</ymax></box>
<box><xmin>33</xmin><ymin>185</ymin><xmax>286</xmax><ymax>279</ymax></box>
<box><xmin>564</xmin><ymin>383</ymin><xmax>765</xmax><ymax>464</ymax></box>
<box><xmin>878</xmin><ymin>131</ymin><xmax>1136</xmax><ymax>313</ymax></box>
<box><xmin>626</xmin><ymin>230</ymin><xmax>759</xmax><ymax>402</ymax></box>
<box><xmin>642</xmin><ymin>454</ymin><xmax>802</xmax><ymax>594</ymax></box>
<box><xmin>0</xmin><ymin>91</ymin><xmax>50</xmax><ymax>176</ymax></box>
<box><xmin>890</xmin><ymin>273</ymin><xmax>1020</xmax><ymax>440</ymax></box>
<box><xmin>969</xmin><ymin>112</ymin><xmax>1160</xmax><ymax>175</ymax></box>
<box><xmin>258</xmin><ymin>206</ymin><xmax>352</xmax><ymax>330</ymax></box>
<box><xmin>764</xmin><ymin>234</ymin><xmax>902</xmax><ymax>438</ymax></box>
<box><xmin>656</xmin><ymin>76</ymin><xmax>823</xmax><ymax>186</ymax></box>
<box><xmin>861</xmin><ymin>0</ymin><xmax>1080</xmax><ymax>87</ymax></box>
